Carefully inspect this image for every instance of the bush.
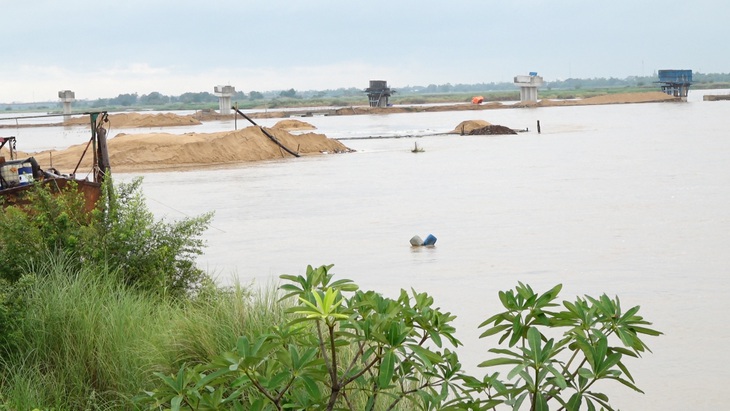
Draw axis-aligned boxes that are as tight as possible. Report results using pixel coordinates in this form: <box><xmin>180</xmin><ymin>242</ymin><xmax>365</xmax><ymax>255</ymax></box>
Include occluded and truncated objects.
<box><xmin>139</xmin><ymin>268</ymin><xmax>662</xmax><ymax>411</ymax></box>
<box><xmin>461</xmin><ymin>282</ymin><xmax>662</xmax><ymax>410</ymax></box>
<box><xmin>92</xmin><ymin>178</ymin><xmax>213</xmax><ymax>298</ymax></box>
<box><xmin>0</xmin><ymin>275</ymin><xmax>34</xmax><ymax>355</ymax></box>
<box><xmin>0</xmin><ymin>182</ymin><xmax>94</xmax><ymax>282</ymax></box>
<box><xmin>0</xmin><ymin>254</ymin><xmax>285</xmax><ymax>410</ymax></box>
<box><xmin>137</xmin><ymin>264</ymin><xmax>465</xmax><ymax>410</ymax></box>
<box><xmin>0</xmin><ymin>177</ymin><xmax>213</xmax><ymax>298</ymax></box>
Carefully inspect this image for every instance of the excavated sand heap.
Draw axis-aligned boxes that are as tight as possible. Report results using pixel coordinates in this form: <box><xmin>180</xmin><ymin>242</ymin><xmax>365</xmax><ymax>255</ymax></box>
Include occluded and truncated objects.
<box><xmin>64</xmin><ymin>112</ymin><xmax>202</xmax><ymax>128</ymax></box>
<box><xmin>272</xmin><ymin>119</ymin><xmax>317</xmax><ymax>130</ymax></box>
<box><xmin>29</xmin><ymin>126</ymin><xmax>351</xmax><ymax>173</ymax></box>
<box><xmin>452</xmin><ymin>119</ymin><xmax>492</xmax><ymax>134</ymax></box>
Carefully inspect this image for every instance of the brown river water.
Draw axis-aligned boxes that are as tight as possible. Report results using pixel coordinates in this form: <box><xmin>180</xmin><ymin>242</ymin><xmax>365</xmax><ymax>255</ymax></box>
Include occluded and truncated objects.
<box><xmin>6</xmin><ymin>91</ymin><xmax>730</xmax><ymax>409</ymax></box>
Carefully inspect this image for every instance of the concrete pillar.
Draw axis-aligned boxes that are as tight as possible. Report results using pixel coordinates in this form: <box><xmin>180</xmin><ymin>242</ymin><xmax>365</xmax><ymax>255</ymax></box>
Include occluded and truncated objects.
<box><xmin>513</xmin><ymin>74</ymin><xmax>544</xmax><ymax>103</ymax></box>
<box><xmin>214</xmin><ymin>85</ymin><xmax>235</xmax><ymax>115</ymax></box>
<box><xmin>58</xmin><ymin>90</ymin><xmax>75</xmax><ymax>120</ymax></box>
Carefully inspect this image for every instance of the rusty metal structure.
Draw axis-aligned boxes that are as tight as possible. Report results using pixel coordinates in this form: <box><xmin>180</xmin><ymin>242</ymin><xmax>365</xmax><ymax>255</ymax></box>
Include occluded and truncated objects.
<box><xmin>365</xmin><ymin>80</ymin><xmax>394</xmax><ymax>107</ymax></box>
<box><xmin>0</xmin><ymin>111</ymin><xmax>111</xmax><ymax>212</ymax></box>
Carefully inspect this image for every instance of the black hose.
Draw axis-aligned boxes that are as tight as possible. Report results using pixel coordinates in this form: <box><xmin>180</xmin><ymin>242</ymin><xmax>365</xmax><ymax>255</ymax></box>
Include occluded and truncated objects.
<box><xmin>232</xmin><ymin>107</ymin><xmax>300</xmax><ymax>158</ymax></box>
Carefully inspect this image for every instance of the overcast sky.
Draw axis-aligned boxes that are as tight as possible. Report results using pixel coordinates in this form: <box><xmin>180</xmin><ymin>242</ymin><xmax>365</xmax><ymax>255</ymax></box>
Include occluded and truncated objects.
<box><xmin>1</xmin><ymin>0</ymin><xmax>727</xmax><ymax>103</ymax></box>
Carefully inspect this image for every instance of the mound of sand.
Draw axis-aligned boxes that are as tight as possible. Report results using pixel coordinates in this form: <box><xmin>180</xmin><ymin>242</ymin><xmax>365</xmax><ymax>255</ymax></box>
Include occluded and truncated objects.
<box><xmin>452</xmin><ymin>119</ymin><xmax>492</xmax><ymax>134</ymax></box>
<box><xmin>467</xmin><ymin>125</ymin><xmax>517</xmax><ymax>135</ymax></box>
<box><xmin>27</xmin><ymin>126</ymin><xmax>351</xmax><ymax>173</ymax></box>
<box><xmin>191</xmin><ymin>109</ymin><xmax>232</xmax><ymax>121</ymax></box>
<box><xmin>538</xmin><ymin>91</ymin><xmax>679</xmax><ymax>107</ymax></box>
<box><xmin>272</xmin><ymin>119</ymin><xmax>317</xmax><ymax>130</ymax></box>
<box><xmin>63</xmin><ymin>112</ymin><xmax>202</xmax><ymax>128</ymax></box>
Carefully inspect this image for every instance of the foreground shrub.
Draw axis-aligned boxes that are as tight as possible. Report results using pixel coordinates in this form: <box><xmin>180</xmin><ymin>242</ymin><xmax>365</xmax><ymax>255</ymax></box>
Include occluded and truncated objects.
<box><xmin>0</xmin><ymin>255</ymin><xmax>286</xmax><ymax>410</ymax></box>
<box><xmin>137</xmin><ymin>264</ymin><xmax>465</xmax><ymax>410</ymax></box>
<box><xmin>460</xmin><ymin>282</ymin><xmax>662</xmax><ymax>410</ymax></box>
<box><xmin>0</xmin><ymin>275</ymin><xmax>34</xmax><ymax>356</ymax></box>
<box><xmin>92</xmin><ymin>178</ymin><xmax>213</xmax><ymax>298</ymax></box>
<box><xmin>0</xmin><ymin>181</ymin><xmax>94</xmax><ymax>282</ymax></box>
<box><xmin>140</xmin><ymin>267</ymin><xmax>661</xmax><ymax>411</ymax></box>
<box><xmin>0</xmin><ymin>177</ymin><xmax>213</xmax><ymax>298</ymax></box>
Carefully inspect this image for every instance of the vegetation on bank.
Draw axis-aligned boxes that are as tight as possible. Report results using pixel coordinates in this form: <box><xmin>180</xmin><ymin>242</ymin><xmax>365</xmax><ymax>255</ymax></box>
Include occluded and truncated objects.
<box><xmin>3</xmin><ymin>72</ymin><xmax>729</xmax><ymax>113</ymax></box>
<box><xmin>0</xmin><ymin>178</ymin><xmax>211</xmax><ymax>298</ymax></box>
<box><xmin>0</xmin><ymin>182</ymin><xmax>662</xmax><ymax>410</ymax></box>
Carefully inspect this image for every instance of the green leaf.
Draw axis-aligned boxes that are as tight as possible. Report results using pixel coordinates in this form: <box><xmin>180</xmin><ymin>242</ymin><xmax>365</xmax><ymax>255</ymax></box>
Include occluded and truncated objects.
<box><xmin>378</xmin><ymin>350</ymin><xmax>395</xmax><ymax>389</ymax></box>
<box><xmin>527</xmin><ymin>327</ymin><xmax>542</xmax><ymax>362</ymax></box>
<box><xmin>512</xmin><ymin>392</ymin><xmax>528</xmax><ymax>410</ymax></box>
<box><xmin>545</xmin><ymin>364</ymin><xmax>567</xmax><ymax>389</ymax></box>
<box><xmin>478</xmin><ymin>357</ymin><xmax>522</xmax><ymax>368</ymax></box>
<box><xmin>578</xmin><ymin>367</ymin><xmax>594</xmax><ymax>379</ymax></box>
<box><xmin>616</xmin><ymin>359</ymin><xmax>635</xmax><ymax>383</ymax></box>
<box><xmin>479</xmin><ymin>312</ymin><xmax>506</xmax><ymax>328</ymax></box>
<box><xmin>171</xmin><ymin>395</ymin><xmax>182</xmax><ymax>411</ymax></box>
<box><xmin>300</xmin><ymin>375</ymin><xmax>321</xmax><ymax>399</ymax></box>
<box><xmin>567</xmin><ymin>392</ymin><xmax>582</xmax><ymax>411</ymax></box>
<box><xmin>428</xmin><ymin>329</ymin><xmax>444</xmax><ymax>347</ymax></box>
<box><xmin>407</xmin><ymin>344</ymin><xmax>443</xmax><ymax>367</ymax></box>
<box><xmin>535</xmin><ymin>391</ymin><xmax>549</xmax><ymax>411</ymax></box>
<box><xmin>489</xmin><ymin>348</ymin><xmax>523</xmax><ymax>358</ymax></box>
<box><xmin>508</xmin><ymin>313</ymin><xmax>523</xmax><ymax>347</ymax></box>
<box><xmin>507</xmin><ymin>363</ymin><xmax>527</xmax><ymax>380</ymax></box>
<box><xmin>267</xmin><ymin>371</ymin><xmax>291</xmax><ymax>389</ymax></box>
<box><xmin>329</xmin><ymin>278</ymin><xmax>359</xmax><ymax>291</ymax></box>
<box><xmin>606</xmin><ymin>376</ymin><xmax>645</xmax><ymax>393</ymax></box>
<box><xmin>479</xmin><ymin>323</ymin><xmax>511</xmax><ymax>338</ymax></box>
<box><xmin>631</xmin><ymin>325</ymin><xmax>663</xmax><ymax>336</ymax></box>
<box><xmin>597</xmin><ymin>352</ymin><xmax>622</xmax><ymax>377</ymax></box>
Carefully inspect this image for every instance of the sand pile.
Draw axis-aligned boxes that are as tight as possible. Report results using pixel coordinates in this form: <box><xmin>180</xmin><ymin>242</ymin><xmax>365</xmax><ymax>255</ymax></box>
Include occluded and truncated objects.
<box><xmin>64</xmin><ymin>112</ymin><xmax>202</xmax><ymax>128</ymax></box>
<box><xmin>538</xmin><ymin>91</ymin><xmax>679</xmax><ymax>107</ymax></box>
<box><xmin>29</xmin><ymin>126</ymin><xmax>351</xmax><ymax>173</ymax></box>
<box><xmin>579</xmin><ymin>91</ymin><xmax>679</xmax><ymax>104</ymax></box>
<box><xmin>452</xmin><ymin>119</ymin><xmax>492</xmax><ymax>134</ymax></box>
<box><xmin>467</xmin><ymin>125</ymin><xmax>517</xmax><ymax>135</ymax></box>
<box><xmin>191</xmin><ymin>110</ymin><xmax>232</xmax><ymax>121</ymax></box>
<box><xmin>272</xmin><ymin>119</ymin><xmax>317</xmax><ymax>130</ymax></box>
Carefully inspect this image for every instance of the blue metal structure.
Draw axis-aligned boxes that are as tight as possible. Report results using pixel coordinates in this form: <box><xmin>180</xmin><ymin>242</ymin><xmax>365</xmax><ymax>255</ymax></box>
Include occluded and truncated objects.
<box><xmin>657</xmin><ymin>69</ymin><xmax>692</xmax><ymax>99</ymax></box>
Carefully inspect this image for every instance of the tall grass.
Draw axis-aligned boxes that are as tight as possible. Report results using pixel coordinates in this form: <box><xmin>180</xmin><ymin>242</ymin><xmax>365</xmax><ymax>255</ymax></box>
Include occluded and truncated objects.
<box><xmin>0</xmin><ymin>254</ymin><xmax>288</xmax><ymax>410</ymax></box>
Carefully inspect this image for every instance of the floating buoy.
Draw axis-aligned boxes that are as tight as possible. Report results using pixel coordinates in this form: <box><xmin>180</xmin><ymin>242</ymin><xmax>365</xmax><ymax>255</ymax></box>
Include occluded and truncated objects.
<box><xmin>422</xmin><ymin>234</ymin><xmax>437</xmax><ymax>246</ymax></box>
<box><xmin>410</xmin><ymin>234</ymin><xmax>437</xmax><ymax>247</ymax></box>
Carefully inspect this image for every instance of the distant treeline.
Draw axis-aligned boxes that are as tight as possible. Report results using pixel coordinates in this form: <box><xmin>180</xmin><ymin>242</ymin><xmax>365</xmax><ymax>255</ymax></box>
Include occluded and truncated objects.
<box><xmin>4</xmin><ymin>72</ymin><xmax>729</xmax><ymax>112</ymax></box>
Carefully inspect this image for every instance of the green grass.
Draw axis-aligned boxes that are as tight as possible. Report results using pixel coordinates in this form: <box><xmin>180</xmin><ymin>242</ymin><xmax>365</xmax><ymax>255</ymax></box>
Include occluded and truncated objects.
<box><xmin>0</xmin><ymin>254</ymin><xmax>288</xmax><ymax>410</ymax></box>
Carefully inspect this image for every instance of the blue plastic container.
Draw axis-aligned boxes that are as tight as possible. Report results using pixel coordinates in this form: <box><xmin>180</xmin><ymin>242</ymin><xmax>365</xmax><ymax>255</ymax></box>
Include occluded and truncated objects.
<box><xmin>18</xmin><ymin>162</ymin><xmax>34</xmax><ymax>186</ymax></box>
<box><xmin>422</xmin><ymin>234</ymin><xmax>437</xmax><ymax>246</ymax></box>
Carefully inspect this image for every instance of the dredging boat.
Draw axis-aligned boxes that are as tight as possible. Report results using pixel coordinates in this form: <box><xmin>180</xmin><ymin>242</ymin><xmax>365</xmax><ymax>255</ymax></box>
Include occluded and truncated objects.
<box><xmin>0</xmin><ymin>111</ymin><xmax>111</xmax><ymax>212</ymax></box>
